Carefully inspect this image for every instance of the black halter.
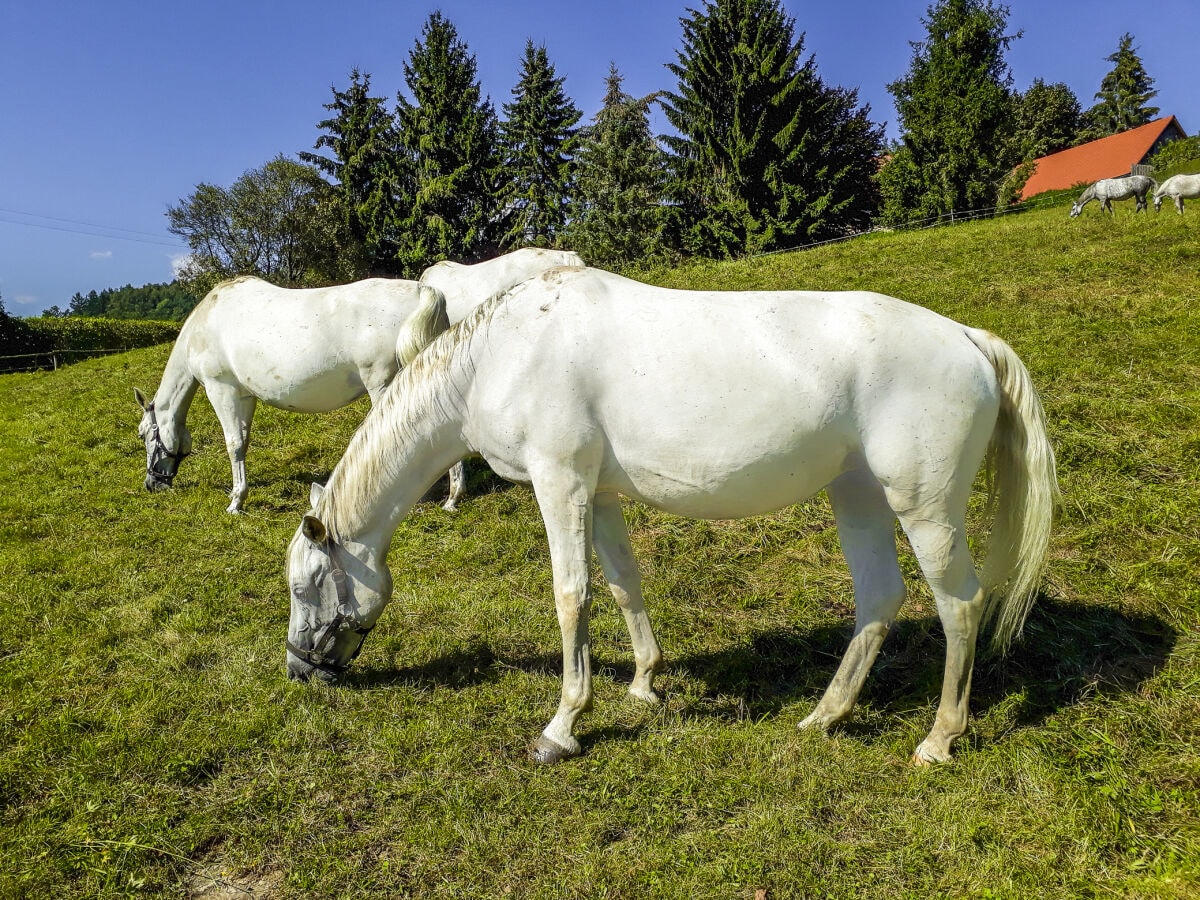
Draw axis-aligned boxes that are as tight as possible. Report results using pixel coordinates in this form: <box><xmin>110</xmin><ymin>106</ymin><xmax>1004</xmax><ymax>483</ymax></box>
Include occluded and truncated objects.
<box><xmin>286</xmin><ymin>544</ymin><xmax>374</xmax><ymax>678</ymax></box>
<box><xmin>144</xmin><ymin>403</ymin><xmax>190</xmax><ymax>487</ymax></box>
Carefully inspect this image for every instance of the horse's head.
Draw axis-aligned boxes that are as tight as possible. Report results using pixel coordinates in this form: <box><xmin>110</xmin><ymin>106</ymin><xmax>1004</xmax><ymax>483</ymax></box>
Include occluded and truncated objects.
<box><xmin>1069</xmin><ymin>202</ymin><xmax>1083</xmax><ymax>218</ymax></box>
<box><xmin>134</xmin><ymin>388</ymin><xmax>191</xmax><ymax>492</ymax></box>
<box><xmin>285</xmin><ymin>484</ymin><xmax>392</xmax><ymax>684</ymax></box>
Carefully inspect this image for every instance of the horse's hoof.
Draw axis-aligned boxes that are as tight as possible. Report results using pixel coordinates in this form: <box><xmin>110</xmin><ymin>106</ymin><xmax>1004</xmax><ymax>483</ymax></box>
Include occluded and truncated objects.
<box><xmin>628</xmin><ymin>685</ymin><xmax>661</xmax><ymax>705</ymax></box>
<box><xmin>912</xmin><ymin>740</ymin><xmax>951</xmax><ymax>766</ymax></box>
<box><xmin>528</xmin><ymin>735</ymin><xmax>579</xmax><ymax>764</ymax></box>
<box><xmin>441</xmin><ymin>500</ymin><xmax>458</xmax><ymax>513</ymax></box>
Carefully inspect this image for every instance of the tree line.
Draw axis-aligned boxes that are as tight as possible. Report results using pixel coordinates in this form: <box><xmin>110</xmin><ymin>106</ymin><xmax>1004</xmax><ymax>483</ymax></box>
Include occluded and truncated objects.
<box><xmin>100</xmin><ymin>1</ymin><xmax>1172</xmax><ymax>311</ymax></box>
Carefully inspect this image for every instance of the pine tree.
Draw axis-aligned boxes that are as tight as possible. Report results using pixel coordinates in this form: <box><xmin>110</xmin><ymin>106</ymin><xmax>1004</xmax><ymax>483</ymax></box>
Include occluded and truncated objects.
<box><xmin>662</xmin><ymin>0</ymin><xmax>882</xmax><ymax>258</ymax></box>
<box><xmin>393</xmin><ymin>12</ymin><xmax>502</xmax><ymax>274</ymax></box>
<box><xmin>1084</xmin><ymin>33</ymin><xmax>1159</xmax><ymax>138</ymax></box>
<box><xmin>565</xmin><ymin>66</ymin><xmax>667</xmax><ymax>268</ymax></box>
<box><xmin>300</xmin><ymin>69</ymin><xmax>400</xmax><ymax>276</ymax></box>
<box><xmin>886</xmin><ymin>0</ymin><xmax>1018</xmax><ymax>222</ymax></box>
<box><xmin>497</xmin><ymin>42</ymin><xmax>582</xmax><ymax>250</ymax></box>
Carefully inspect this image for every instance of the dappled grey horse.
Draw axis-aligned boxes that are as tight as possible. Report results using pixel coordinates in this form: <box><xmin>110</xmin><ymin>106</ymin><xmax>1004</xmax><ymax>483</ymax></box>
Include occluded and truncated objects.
<box><xmin>1070</xmin><ymin>175</ymin><xmax>1156</xmax><ymax>217</ymax></box>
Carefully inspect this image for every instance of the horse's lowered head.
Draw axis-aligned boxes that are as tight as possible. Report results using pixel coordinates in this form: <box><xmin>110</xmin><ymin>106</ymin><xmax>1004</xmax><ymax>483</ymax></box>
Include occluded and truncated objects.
<box><xmin>134</xmin><ymin>388</ymin><xmax>192</xmax><ymax>492</ymax></box>
<box><xmin>285</xmin><ymin>483</ymin><xmax>392</xmax><ymax>683</ymax></box>
<box><xmin>1069</xmin><ymin>186</ymin><xmax>1095</xmax><ymax>218</ymax></box>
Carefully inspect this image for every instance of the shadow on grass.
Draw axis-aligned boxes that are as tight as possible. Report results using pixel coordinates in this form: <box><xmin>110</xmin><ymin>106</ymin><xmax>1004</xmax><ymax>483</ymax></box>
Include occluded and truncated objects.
<box><xmin>672</xmin><ymin>595</ymin><xmax>1175</xmax><ymax>729</ymax></box>
<box><xmin>343</xmin><ymin>595</ymin><xmax>1174</xmax><ymax>751</ymax></box>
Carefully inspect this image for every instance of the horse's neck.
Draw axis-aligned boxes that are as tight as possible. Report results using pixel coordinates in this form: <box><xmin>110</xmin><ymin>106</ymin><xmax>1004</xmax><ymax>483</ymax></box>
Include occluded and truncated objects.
<box><xmin>154</xmin><ymin>337</ymin><xmax>200</xmax><ymax>436</ymax></box>
<box><xmin>323</xmin><ymin>387</ymin><xmax>470</xmax><ymax>558</ymax></box>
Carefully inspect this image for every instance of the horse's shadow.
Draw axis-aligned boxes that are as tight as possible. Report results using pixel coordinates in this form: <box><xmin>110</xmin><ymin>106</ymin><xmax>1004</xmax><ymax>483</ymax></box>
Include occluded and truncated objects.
<box><xmin>272</xmin><ymin>457</ymin><xmax>514</xmax><ymax>508</ymax></box>
<box><xmin>348</xmin><ymin>595</ymin><xmax>1175</xmax><ymax>749</ymax></box>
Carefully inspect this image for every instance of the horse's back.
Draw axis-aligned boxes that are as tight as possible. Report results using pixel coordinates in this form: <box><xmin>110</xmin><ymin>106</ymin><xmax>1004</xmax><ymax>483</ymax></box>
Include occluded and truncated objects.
<box><xmin>181</xmin><ymin>277</ymin><xmax>420</xmax><ymax>410</ymax></box>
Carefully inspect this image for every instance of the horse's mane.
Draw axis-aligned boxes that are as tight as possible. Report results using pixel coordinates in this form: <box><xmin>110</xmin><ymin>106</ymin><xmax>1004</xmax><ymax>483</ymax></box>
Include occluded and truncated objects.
<box><xmin>318</xmin><ymin>283</ymin><xmax>519</xmax><ymax>536</ymax></box>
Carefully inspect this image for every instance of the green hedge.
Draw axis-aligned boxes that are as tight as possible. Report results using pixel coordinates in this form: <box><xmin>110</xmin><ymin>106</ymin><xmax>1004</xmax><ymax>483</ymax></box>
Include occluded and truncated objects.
<box><xmin>0</xmin><ymin>316</ymin><xmax>179</xmax><ymax>371</ymax></box>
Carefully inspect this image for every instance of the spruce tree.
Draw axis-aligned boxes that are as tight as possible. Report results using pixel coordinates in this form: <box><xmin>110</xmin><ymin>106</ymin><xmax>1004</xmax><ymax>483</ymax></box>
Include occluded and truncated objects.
<box><xmin>497</xmin><ymin>41</ymin><xmax>582</xmax><ymax>250</ymax></box>
<box><xmin>300</xmin><ymin>69</ymin><xmax>400</xmax><ymax>276</ymax></box>
<box><xmin>564</xmin><ymin>66</ymin><xmax>666</xmax><ymax>268</ymax></box>
<box><xmin>393</xmin><ymin>12</ymin><xmax>501</xmax><ymax>274</ymax></box>
<box><xmin>886</xmin><ymin>0</ymin><xmax>1018</xmax><ymax>222</ymax></box>
<box><xmin>1084</xmin><ymin>34</ymin><xmax>1159</xmax><ymax>138</ymax></box>
<box><xmin>662</xmin><ymin>0</ymin><xmax>882</xmax><ymax>258</ymax></box>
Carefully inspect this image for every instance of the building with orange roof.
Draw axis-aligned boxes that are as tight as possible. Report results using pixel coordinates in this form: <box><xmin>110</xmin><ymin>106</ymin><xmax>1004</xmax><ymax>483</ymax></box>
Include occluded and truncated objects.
<box><xmin>1019</xmin><ymin>116</ymin><xmax>1188</xmax><ymax>200</ymax></box>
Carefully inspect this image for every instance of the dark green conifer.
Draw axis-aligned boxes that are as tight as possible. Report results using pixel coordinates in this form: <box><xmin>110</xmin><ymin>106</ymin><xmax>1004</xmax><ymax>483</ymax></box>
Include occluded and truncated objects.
<box><xmin>497</xmin><ymin>41</ymin><xmax>582</xmax><ymax>250</ymax></box>
<box><xmin>565</xmin><ymin>65</ymin><xmax>667</xmax><ymax>267</ymax></box>
<box><xmin>393</xmin><ymin>12</ymin><xmax>501</xmax><ymax>274</ymax></box>
<box><xmin>662</xmin><ymin>0</ymin><xmax>883</xmax><ymax>257</ymax></box>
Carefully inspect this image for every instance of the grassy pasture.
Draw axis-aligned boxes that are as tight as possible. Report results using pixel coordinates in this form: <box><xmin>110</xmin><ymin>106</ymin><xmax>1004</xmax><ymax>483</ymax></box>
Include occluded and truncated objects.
<box><xmin>1</xmin><ymin>200</ymin><xmax>1197</xmax><ymax>898</ymax></box>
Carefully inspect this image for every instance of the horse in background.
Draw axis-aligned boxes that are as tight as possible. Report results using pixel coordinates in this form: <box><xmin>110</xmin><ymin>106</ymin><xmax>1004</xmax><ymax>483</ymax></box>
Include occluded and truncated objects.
<box><xmin>1070</xmin><ymin>175</ymin><xmax>1157</xmax><ymax>217</ymax></box>
<box><xmin>135</xmin><ymin>249</ymin><xmax>581</xmax><ymax>513</ymax></box>
<box><xmin>1153</xmin><ymin>173</ymin><xmax>1200</xmax><ymax>213</ymax></box>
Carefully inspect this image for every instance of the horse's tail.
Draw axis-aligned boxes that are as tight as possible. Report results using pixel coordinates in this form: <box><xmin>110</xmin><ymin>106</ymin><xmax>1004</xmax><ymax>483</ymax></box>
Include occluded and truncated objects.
<box><xmin>966</xmin><ymin>328</ymin><xmax>1060</xmax><ymax>653</ymax></box>
<box><xmin>396</xmin><ymin>284</ymin><xmax>450</xmax><ymax>367</ymax></box>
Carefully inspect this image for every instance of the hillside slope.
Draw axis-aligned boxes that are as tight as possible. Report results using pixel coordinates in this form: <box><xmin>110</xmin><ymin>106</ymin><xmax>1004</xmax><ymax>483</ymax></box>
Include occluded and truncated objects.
<box><xmin>1</xmin><ymin>201</ymin><xmax>1197</xmax><ymax>898</ymax></box>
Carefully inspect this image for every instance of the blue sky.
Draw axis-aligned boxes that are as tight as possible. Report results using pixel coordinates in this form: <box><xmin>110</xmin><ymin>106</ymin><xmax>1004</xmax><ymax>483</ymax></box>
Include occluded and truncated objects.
<box><xmin>2</xmin><ymin>1</ymin><xmax>1197</xmax><ymax>315</ymax></box>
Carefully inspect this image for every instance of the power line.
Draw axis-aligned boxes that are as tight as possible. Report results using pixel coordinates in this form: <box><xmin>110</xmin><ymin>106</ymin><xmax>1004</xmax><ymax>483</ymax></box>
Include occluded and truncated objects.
<box><xmin>0</xmin><ymin>207</ymin><xmax>187</xmax><ymax>248</ymax></box>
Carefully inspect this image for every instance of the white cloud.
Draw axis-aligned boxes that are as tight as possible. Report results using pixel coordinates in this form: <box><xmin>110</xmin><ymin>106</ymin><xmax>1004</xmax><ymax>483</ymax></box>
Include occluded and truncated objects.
<box><xmin>90</xmin><ymin>250</ymin><xmax>113</xmax><ymax>260</ymax></box>
<box><xmin>14</xmin><ymin>294</ymin><xmax>40</xmax><ymax>307</ymax></box>
<box><xmin>170</xmin><ymin>253</ymin><xmax>195</xmax><ymax>278</ymax></box>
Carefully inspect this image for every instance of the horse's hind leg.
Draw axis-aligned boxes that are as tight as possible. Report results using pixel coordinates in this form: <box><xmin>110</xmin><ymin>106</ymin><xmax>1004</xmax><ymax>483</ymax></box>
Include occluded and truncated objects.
<box><xmin>800</xmin><ymin>469</ymin><xmax>905</xmax><ymax>732</ymax></box>
<box><xmin>896</xmin><ymin>504</ymin><xmax>985</xmax><ymax>764</ymax></box>
<box><xmin>205</xmin><ymin>381</ymin><xmax>256</xmax><ymax>513</ymax></box>
<box><xmin>593</xmin><ymin>491</ymin><xmax>662</xmax><ymax>703</ymax></box>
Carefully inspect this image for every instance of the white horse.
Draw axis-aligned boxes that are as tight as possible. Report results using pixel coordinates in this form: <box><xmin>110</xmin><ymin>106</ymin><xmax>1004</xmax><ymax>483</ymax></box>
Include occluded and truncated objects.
<box><xmin>1069</xmin><ymin>175</ymin><xmax>1156</xmax><ymax>217</ymax></box>
<box><xmin>135</xmin><ymin>248</ymin><xmax>582</xmax><ymax>512</ymax></box>
<box><xmin>1153</xmin><ymin>173</ymin><xmax>1200</xmax><ymax>213</ymax></box>
<box><xmin>286</xmin><ymin>267</ymin><xmax>1058</xmax><ymax>766</ymax></box>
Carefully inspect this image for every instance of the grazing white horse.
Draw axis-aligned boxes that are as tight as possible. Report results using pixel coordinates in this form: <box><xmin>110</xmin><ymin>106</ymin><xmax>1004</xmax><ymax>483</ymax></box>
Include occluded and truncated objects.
<box><xmin>135</xmin><ymin>248</ymin><xmax>582</xmax><ymax>512</ymax></box>
<box><xmin>1153</xmin><ymin>173</ymin><xmax>1200</xmax><ymax>213</ymax></box>
<box><xmin>1070</xmin><ymin>175</ymin><xmax>1156</xmax><ymax>216</ymax></box>
<box><xmin>286</xmin><ymin>267</ymin><xmax>1058</xmax><ymax>766</ymax></box>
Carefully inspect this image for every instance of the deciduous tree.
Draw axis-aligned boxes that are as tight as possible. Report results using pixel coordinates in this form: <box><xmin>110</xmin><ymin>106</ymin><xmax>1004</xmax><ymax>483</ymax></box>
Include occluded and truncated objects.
<box><xmin>167</xmin><ymin>156</ymin><xmax>341</xmax><ymax>295</ymax></box>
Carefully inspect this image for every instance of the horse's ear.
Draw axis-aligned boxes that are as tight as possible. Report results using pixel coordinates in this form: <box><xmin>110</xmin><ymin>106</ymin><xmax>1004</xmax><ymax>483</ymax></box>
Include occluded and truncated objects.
<box><xmin>301</xmin><ymin>514</ymin><xmax>328</xmax><ymax>546</ymax></box>
<box><xmin>134</xmin><ymin>388</ymin><xmax>149</xmax><ymax>410</ymax></box>
<box><xmin>309</xmin><ymin>482</ymin><xmax>325</xmax><ymax>509</ymax></box>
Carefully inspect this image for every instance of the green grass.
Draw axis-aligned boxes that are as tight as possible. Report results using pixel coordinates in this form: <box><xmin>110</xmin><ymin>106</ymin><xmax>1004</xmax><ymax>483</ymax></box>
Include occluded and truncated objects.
<box><xmin>2</xmin><ymin>199</ymin><xmax>1198</xmax><ymax>898</ymax></box>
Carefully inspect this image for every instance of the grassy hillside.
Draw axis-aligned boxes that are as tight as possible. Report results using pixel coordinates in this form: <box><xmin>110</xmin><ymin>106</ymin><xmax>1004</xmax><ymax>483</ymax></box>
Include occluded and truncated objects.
<box><xmin>1</xmin><ymin>199</ymin><xmax>1197</xmax><ymax>898</ymax></box>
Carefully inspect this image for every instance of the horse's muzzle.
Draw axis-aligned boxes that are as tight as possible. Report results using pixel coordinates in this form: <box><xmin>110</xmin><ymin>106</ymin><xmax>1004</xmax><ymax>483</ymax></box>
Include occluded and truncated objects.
<box><xmin>145</xmin><ymin>473</ymin><xmax>172</xmax><ymax>492</ymax></box>
<box><xmin>286</xmin><ymin>653</ymin><xmax>340</xmax><ymax>684</ymax></box>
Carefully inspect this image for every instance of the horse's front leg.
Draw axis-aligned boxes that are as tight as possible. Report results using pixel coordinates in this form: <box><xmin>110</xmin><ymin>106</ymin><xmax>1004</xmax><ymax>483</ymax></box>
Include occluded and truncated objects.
<box><xmin>442</xmin><ymin>461</ymin><xmax>466</xmax><ymax>512</ymax></box>
<box><xmin>529</xmin><ymin>474</ymin><xmax>595</xmax><ymax>764</ymax></box>
<box><xmin>205</xmin><ymin>382</ymin><xmax>257</xmax><ymax>513</ymax></box>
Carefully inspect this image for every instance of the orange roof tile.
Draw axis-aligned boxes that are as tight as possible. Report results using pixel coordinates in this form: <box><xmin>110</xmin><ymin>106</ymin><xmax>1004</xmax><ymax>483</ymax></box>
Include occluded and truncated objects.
<box><xmin>1019</xmin><ymin>116</ymin><xmax>1187</xmax><ymax>200</ymax></box>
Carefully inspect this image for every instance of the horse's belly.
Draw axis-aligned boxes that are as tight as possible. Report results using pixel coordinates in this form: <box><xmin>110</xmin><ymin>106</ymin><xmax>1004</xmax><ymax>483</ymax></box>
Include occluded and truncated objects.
<box><xmin>236</xmin><ymin>362</ymin><xmax>366</xmax><ymax>412</ymax></box>
<box><xmin>604</xmin><ymin>440</ymin><xmax>851</xmax><ymax>519</ymax></box>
